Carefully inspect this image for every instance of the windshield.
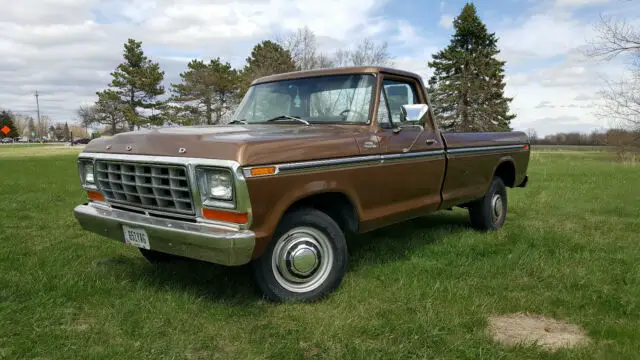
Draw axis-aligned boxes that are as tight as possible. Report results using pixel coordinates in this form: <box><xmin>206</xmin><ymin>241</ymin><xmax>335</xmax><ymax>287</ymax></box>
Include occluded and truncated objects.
<box><xmin>232</xmin><ymin>74</ymin><xmax>376</xmax><ymax>124</ymax></box>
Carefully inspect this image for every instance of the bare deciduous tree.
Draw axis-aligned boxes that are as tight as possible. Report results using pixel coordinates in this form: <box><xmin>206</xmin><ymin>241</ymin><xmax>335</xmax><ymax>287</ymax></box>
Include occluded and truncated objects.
<box><xmin>349</xmin><ymin>38</ymin><xmax>394</xmax><ymax>67</ymax></box>
<box><xmin>587</xmin><ymin>14</ymin><xmax>640</xmax><ymax>134</ymax></box>
<box><xmin>587</xmin><ymin>15</ymin><xmax>640</xmax><ymax>60</ymax></box>
<box><xmin>279</xmin><ymin>28</ymin><xmax>393</xmax><ymax>69</ymax></box>
<box><xmin>77</xmin><ymin>105</ymin><xmax>95</xmax><ymax>130</ymax></box>
<box><xmin>332</xmin><ymin>49</ymin><xmax>350</xmax><ymax>67</ymax></box>
<box><xmin>598</xmin><ymin>76</ymin><xmax>640</xmax><ymax>130</ymax></box>
<box><xmin>278</xmin><ymin>27</ymin><xmax>334</xmax><ymax>70</ymax></box>
<box><xmin>526</xmin><ymin>128</ymin><xmax>538</xmax><ymax>143</ymax></box>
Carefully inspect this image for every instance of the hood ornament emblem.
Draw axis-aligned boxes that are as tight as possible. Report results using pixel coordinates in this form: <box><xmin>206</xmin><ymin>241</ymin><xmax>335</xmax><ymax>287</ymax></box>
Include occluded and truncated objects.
<box><xmin>105</xmin><ymin>145</ymin><xmax>111</xmax><ymax>150</ymax></box>
<box><xmin>178</xmin><ymin>147</ymin><xmax>186</xmax><ymax>154</ymax></box>
<box><xmin>126</xmin><ymin>145</ymin><xmax>132</xmax><ymax>151</ymax></box>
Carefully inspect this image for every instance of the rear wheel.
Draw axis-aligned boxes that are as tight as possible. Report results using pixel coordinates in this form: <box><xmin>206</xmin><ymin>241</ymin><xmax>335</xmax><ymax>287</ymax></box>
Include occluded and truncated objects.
<box><xmin>468</xmin><ymin>177</ymin><xmax>507</xmax><ymax>231</ymax></box>
<box><xmin>252</xmin><ymin>208</ymin><xmax>348</xmax><ymax>302</ymax></box>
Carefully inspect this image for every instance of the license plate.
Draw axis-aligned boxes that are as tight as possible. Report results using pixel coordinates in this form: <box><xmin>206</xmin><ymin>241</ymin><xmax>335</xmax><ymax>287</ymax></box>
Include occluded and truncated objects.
<box><xmin>122</xmin><ymin>225</ymin><xmax>150</xmax><ymax>249</ymax></box>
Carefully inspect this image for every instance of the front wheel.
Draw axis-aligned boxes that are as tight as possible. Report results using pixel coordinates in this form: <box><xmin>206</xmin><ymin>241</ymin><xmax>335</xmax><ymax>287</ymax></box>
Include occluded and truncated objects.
<box><xmin>468</xmin><ymin>177</ymin><xmax>508</xmax><ymax>231</ymax></box>
<box><xmin>252</xmin><ymin>208</ymin><xmax>348</xmax><ymax>302</ymax></box>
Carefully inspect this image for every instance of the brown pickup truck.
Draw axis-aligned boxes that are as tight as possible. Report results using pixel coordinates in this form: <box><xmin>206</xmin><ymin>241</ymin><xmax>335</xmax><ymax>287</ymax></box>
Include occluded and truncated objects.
<box><xmin>74</xmin><ymin>66</ymin><xmax>530</xmax><ymax>302</ymax></box>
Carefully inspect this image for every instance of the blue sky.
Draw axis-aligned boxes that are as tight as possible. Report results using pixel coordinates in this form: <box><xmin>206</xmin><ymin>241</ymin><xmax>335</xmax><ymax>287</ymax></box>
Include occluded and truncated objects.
<box><xmin>1</xmin><ymin>0</ymin><xmax>638</xmax><ymax>135</ymax></box>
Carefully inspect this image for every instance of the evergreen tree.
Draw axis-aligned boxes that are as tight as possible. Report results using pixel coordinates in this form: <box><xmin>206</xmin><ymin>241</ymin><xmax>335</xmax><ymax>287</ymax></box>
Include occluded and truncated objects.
<box><xmin>0</xmin><ymin>110</ymin><xmax>19</xmax><ymax>138</ymax></box>
<box><xmin>241</xmin><ymin>41</ymin><xmax>296</xmax><ymax>95</ymax></box>
<box><xmin>93</xmin><ymin>90</ymin><xmax>129</xmax><ymax>135</ymax></box>
<box><xmin>63</xmin><ymin>122</ymin><xmax>70</xmax><ymax>141</ymax></box>
<box><xmin>107</xmin><ymin>38</ymin><xmax>165</xmax><ymax>130</ymax></box>
<box><xmin>171</xmin><ymin>58</ymin><xmax>240</xmax><ymax>125</ymax></box>
<box><xmin>54</xmin><ymin>124</ymin><xmax>64</xmax><ymax>140</ymax></box>
<box><xmin>428</xmin><ymin>3</ymin><xmax>514</xmax><ymax>132</ymax></box>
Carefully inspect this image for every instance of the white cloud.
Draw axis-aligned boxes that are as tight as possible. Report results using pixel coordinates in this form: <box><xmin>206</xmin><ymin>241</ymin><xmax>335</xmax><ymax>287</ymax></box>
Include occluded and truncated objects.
<box><xmin>0</xmin><ymin>0</ymin><xmax>390</xmax><ymax>121</ymax></box>
<box><xmin>498</xmin><ymin>13</ymin><xmax>593</xmax><ymax>62</ymax></box>
<box><xmin>439</xmin><ymin>15</ymin><xmax>454</xmax><ymax>29</ymax></box>
<box><xmin>0</xmin><ymin>0</ymin><xmax>636</xmax><ymax>138</ymax></box>
<box><xmin>555</xmin><ymin>0</ymin><xmax>610</xmax><ymax>7</ymax></box>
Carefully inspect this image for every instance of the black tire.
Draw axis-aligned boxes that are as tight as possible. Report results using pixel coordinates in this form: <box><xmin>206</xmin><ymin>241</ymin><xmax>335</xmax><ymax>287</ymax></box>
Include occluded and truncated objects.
<box><xmin>139</xmin><ymin>248</ymin><xmax>180</xmax><ymax>263</ymax></box>
<box><xmin>252</xmin><ymin>208</ymin><xmax>348</xmax><ymax>302</ymax></box>
<box><xmin>468</xmin><ymin>177</ymin><xmax>508</xmax><ymax>231</ymax></box>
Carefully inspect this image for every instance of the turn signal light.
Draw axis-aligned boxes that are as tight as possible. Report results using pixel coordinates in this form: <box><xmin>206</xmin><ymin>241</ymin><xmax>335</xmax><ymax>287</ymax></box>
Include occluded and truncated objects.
<box><xmin>202</xmin><ymin>208</ymin><xmax>248</xmax><ymax>224</ymax></box>
<box><xmin>523</xmin><ymin>144</ymin><xmax>529</xmax><ymax>150</ymax></box>
<box><xmin>87</xmin><ymin>190</ymin><xmax>104</xmax><ymax>201</ymax></box>
<box><xmin>249</xmin><ymin>166</ymin><xmax>277</xmax><ymax>177</ymax></box>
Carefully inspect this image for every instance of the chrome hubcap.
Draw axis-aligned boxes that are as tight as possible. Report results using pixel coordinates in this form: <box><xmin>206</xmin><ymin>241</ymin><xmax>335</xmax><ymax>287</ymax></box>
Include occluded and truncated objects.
<box><xmin>272</xmin><ymin>226</ymin><xmax>333</xmax><ymax>293</ymax></box>
<box><xmin>491</xmin><ymin>194</ymin><xmax>503</xmax><ymax>223</ymax></box>
<box><xmin>289</xmin><ymin>245</ymin><xmax>319</xmax><ymax>276</ymax></box>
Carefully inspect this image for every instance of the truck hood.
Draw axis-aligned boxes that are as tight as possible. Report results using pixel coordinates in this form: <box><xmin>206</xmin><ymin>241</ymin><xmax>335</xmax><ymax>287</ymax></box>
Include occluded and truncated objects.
<box><xmin>82</xmin><ymin>124</ymin><xmax>364</xmax><ymax>166</ymax></box>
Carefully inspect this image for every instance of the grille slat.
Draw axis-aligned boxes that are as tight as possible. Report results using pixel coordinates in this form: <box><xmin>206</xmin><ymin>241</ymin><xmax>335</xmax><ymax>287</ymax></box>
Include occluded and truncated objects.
<box><xmin>96</xmin><ymin>160</ymin><xmax>194</xmax><ymax>215</ymax></box>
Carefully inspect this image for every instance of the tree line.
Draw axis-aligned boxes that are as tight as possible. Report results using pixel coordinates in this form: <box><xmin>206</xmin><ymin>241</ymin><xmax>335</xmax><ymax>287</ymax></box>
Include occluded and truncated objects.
<box><xmin>81</xmin><ymin>3</ymin><xmax>516</xmax><ymax>134</ymax></box>
<box><xmin>80</xmin><ymin>31</ymin><xmax>397</xmax><ymax>134</ymax></box>
<box><xmin>526</xmin><ymin>128</ymin><xmax>638</xmax><ymax>147</ymax></box>
<box><xmin>0</xmin><ymin>109</ymin><xmax>87</xmax><ymax>141</ymax></box>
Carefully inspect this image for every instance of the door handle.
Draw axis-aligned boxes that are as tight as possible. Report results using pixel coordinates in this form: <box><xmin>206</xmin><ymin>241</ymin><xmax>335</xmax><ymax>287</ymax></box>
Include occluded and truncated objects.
<box><xmin>426</xmin><ymin>139</ymin><xmax>437</xmax><ymax>145</ymax></box>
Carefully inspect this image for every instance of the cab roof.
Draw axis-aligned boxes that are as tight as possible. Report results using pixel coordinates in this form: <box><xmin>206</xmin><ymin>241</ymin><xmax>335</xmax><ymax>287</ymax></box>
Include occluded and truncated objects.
<box><xmin>251</xmin><ymin>66</ymin><xmax>423</xmax><ymax>85</ymax></box>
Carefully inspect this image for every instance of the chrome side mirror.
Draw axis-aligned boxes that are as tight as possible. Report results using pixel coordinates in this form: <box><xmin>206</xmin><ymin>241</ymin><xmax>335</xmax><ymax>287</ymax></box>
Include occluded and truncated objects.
<box><xmin>400</xmin><ymin>104</ymin><xmax>429</xmax><ymax>123</ymax></box>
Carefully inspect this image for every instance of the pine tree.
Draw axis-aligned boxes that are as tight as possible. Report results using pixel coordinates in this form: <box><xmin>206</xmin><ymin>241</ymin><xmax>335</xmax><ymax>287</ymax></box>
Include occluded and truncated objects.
<box><xmin>63</xmin><ymin>122</ymin><xmax>70</xmax><ymax>141</ymax></box>
<box><xmin>240</xmin><ymin>41</ymin><xmax>296</xmax><ymax>95</ymax></box>
<box><xmin>428</xmin><ymin>3</ymin><xmax>514</xmax><ymax>132</ymax></box>
<box><xmin>107</xmin><ymin>38</ymin><xmax>165</xmax><ymax>131</ymax></box>
<box><xmin>0</xmin><ymin>110</ymin><xmax>19</xmax><ymax>138</ymax></box>
<box><xmin>171</xmin><ymin>59</ymin><xmax>240</xmax><ymax>125</ymax></box>
<box><xmin>93</xmin><ymin>90</ymin><xmax>128</xmax><ymax>135</ymax></box>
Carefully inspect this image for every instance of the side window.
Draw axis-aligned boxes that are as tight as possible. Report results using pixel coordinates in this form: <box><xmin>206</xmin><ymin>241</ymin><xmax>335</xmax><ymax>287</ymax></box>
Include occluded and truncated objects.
<box><xmin>377</xmin><ymin>91</ymin><xmax>391</xmax><ymax>127</ymax></box>
<box><xmin>382</xmin><ymin>80</ymin><xmax>419</xmax><ymax>124</ymax></box>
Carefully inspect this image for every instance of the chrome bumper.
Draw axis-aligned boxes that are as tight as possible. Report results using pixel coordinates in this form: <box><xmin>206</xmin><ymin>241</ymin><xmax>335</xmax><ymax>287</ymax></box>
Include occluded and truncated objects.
<box><xmin>74</xmin><ymin>203</ymin><xmax>255</xmax><ymax>266</ymax></box>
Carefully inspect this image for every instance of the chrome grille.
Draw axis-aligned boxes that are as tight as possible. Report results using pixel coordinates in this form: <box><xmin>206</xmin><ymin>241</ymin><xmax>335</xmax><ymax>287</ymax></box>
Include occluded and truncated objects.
<box><xmin>95</xmin><ymin>160</ymin><xmax>194</xmax><ymax>215</ymax></box>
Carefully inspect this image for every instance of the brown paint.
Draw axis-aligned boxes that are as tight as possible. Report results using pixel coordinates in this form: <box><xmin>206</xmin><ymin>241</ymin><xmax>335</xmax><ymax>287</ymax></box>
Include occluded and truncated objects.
<box><xmin>81</xmin><ymin>66</ymin><xmax>531</xmax><ymax>260</ymax></box>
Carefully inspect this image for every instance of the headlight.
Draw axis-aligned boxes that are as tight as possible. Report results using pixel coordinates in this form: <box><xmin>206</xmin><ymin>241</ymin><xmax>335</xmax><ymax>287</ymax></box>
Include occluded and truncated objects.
<box><xmin>78</xmin><ymin>160</ymin><xmax>96</xmax><ymax>189</ymax></box>
<box><xmin>196</xmin><ymin>168</ymin><xmax>234</xmax><ymax>204</ymax></box>
<box><xmin>84</xmin><ymin>163</ymin><xmax>95</xmax><ymax>184</ymax></box>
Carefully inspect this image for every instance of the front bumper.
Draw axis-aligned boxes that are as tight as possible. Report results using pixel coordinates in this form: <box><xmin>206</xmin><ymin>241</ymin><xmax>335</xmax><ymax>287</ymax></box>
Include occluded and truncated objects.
<box><xmin>74</xmin><ymin>203</ymin><xmax>255</xmax><ymax>266</ymax></box>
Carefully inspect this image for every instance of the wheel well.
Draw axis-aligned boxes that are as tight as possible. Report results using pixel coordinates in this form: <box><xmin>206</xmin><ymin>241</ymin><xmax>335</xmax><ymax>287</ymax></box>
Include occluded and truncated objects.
<box><xmin>494</xmin><ymin>161</ymin><xmax>516</xmax><ymax>187</ymax></box>
<box><xmin>285</xmin><ymin>192</ymin><xmax>359</xmax><ymax>234</ymax></box>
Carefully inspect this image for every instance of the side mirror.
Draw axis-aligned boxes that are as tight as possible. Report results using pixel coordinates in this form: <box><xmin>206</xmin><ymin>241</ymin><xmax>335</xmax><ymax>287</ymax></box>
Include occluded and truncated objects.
<box><xmin>400</xmin><ymin>104</ymin><xmax>429</xmax><ymax>123</ymax></box>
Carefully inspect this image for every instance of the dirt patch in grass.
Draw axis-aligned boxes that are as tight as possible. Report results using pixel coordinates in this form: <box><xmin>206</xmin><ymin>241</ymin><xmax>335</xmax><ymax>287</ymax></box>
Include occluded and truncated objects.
<box><xmin>487</xmin><ymin>313</ymin><xmax>590</xmax><ymax>351</ymax></box>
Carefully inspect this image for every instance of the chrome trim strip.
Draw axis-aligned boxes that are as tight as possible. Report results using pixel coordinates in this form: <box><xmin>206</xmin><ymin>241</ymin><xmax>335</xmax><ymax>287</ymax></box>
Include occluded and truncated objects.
<box><xmin>278</xmin><ymin>155</ymin><xmax>381</xmax><ymax>172</ymax></box>
<box><xmin>381</xmin><ymin>150</ymin><xmax>445</xmax><ymax>161</ymax></box>
<box><xmin>108</xmin><ymin>202</ymin><xmax>197</xmax><ymax>221</ymax></box>
<box><xmin>242</xmin><ymin>144</ymin><xmax>526</xmax><ymax>177</ymax></box>
<box><xmin>78</xmin><ymin>153</ymin><xmax>253</xmax><ymax>230</ymax></box>
<box><xmin>447</xmin><ymin>144</ymin><xmax>525</xmax><ymax>154</ymax></box>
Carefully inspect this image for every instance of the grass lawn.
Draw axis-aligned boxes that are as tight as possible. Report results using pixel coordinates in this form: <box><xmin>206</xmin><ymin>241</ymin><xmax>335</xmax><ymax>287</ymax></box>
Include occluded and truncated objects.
<box><xmin>0</xmin><ymin>149</ymin><xmax>638</xmax><ymax>359</ymax></box>
<box><xmin>0</xmin><ymin>144</ymin><xmax>83</xmax><ymax>158</ymax></box>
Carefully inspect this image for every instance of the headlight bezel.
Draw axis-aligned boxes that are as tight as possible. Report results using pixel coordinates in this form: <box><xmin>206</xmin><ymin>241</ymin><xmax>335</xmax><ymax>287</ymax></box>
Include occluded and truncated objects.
<box><xmin>78</xmin><ymin>159</ymin><xmax>97</xmax><ymax>190</ymax></box>
<box><xmin>195</xmin><ymin>166</ymin><xmax>236</xmax><ymax>209</ymax></box>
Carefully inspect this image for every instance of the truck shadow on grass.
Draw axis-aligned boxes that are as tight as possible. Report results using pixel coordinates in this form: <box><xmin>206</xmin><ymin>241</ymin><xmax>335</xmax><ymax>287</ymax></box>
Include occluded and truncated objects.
<box><xmin>97</xmin><ymin>211</ymin><xmax>471</xmax><ymax>303</ymax></box>
<box><xmin>347</xmin><ymin>210</ymin><xmax>471</xmax><ymax>270</ymax></box>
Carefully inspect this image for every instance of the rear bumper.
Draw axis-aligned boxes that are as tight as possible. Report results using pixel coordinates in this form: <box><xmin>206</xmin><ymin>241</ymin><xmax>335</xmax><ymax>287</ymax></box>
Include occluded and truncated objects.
<box><xmin>74</xmin><ymin>203</ymin><xmax>255</xmax><ymax>266</ymax></box>
<box><xmin>517</xmin><ymin>175</ymin><xmax>529</xmax><ymax>188</ymax></box>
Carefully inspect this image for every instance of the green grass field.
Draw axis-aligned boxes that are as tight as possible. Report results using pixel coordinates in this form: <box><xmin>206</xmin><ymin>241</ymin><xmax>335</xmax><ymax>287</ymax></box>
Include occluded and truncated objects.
<box><xmin>0</xmin><ymin>148</ymin><xmax>638</xmax><ymax>359</ymax></box>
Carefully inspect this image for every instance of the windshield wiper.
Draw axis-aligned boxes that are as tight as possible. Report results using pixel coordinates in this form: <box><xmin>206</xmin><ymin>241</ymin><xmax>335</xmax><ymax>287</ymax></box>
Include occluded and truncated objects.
<box><xmin>265</xmin><ymin>115</ymin><xmax>310</xmax><ymax>125</ymax></box>
<box><xmin>228</xmin><ymin>119</ymin><xmax>248</xmax><ymax>125</ymax></box>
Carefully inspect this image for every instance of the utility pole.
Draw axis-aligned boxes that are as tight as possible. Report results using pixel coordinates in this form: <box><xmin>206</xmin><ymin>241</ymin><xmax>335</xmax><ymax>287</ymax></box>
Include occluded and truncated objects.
<box><xmin>35</xmin><ymin>90</ymin><xmax>41</xmax><ymax>138</ymax></box>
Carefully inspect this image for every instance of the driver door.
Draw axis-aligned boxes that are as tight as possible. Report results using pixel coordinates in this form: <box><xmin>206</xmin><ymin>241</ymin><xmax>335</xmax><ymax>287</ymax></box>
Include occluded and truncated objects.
<box><xmin>374</xmin><ymin>75</ymin><xmax>446</xmax><ymax>223</ymax></box>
